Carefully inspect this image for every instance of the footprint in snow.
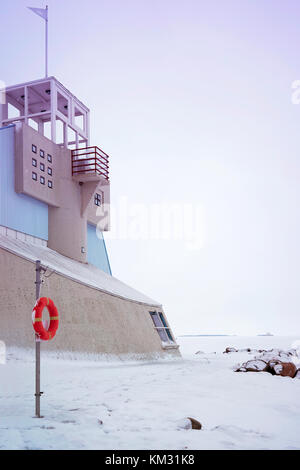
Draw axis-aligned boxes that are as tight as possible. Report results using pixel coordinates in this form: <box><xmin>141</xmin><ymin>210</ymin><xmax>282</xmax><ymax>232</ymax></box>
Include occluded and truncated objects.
<box><xmin>212</xmin><ymin>425</ymin><xmax>270</xmax><ymax>440</ymax></box>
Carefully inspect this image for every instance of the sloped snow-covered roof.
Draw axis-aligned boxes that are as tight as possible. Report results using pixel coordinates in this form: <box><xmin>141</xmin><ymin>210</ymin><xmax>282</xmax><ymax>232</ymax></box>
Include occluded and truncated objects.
<box><xmin>0</xmin><ymin>235</ymin><xmax>161</xmax><ymax>307</ymax></box>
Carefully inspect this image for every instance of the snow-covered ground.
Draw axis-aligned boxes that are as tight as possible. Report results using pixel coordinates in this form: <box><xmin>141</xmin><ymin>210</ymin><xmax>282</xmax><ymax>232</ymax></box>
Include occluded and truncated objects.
<box><xmin>1</xmin><ymin>336</ymin><xmax>300</xmax><ymax>450</ymax></box>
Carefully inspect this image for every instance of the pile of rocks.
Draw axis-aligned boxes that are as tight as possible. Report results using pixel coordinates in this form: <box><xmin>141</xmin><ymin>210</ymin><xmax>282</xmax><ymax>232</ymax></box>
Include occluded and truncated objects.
<box><xmin>223</xmin><ymin>347</ymin><xmax>270</xmax><ymax>354</ymax></box>
<box><xmin>224</xmin><ymin>347</ymin><xmax>300</xmax><ymax>379</ymax></box>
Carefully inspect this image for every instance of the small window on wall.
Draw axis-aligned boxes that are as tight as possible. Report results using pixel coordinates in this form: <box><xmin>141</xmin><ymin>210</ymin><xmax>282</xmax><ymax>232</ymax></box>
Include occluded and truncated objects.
<box><xmin>47</xmin><ymin>154</ymin><xmax>52</xmax><ymax>163</ymax></box>
<box><xmin>47</xmin><ymin>167</ymin><xmax>52</xmax><ymax>176</ymax></box>
<box><xmin>40</xmin><ymin>163</ymin><xmax>45</xmax><ymax>172</ymax></box>
<box><xmin>94</xmin><ymin>193</ymin><xmax>102</xmax><ymax>206</ymax></box>
<box><xmin>32</xmin><ymin>158</ymin><xmax>37</xmax><ymax>167</ymax></box>
<box><xmin>32</xmin><ymin>144</ymin><xmax>37</xmax><ymax>154</ymax></box>
<box><xmin>32</xmin><ymin>172</ymin><xmax>37</xmax><ymax>181</ymax></box>
<box><xmin>40</xmin><ymin>176</ymin><xmax>45</xmax><ymax>185</ymax></box>
<box><xmin>48</xmin><ymin>180</ymin><xmax>53</xmax><ymax>189</ymax></box>
<box><xmin>149</xmin><ymin>312</ymin><xmax>174</xmax><ymax>344</ymax></box>
<box><xmin>40</xmin><ymin>149</ymin><xmax>45</xmax><ymax>158</ymax></box>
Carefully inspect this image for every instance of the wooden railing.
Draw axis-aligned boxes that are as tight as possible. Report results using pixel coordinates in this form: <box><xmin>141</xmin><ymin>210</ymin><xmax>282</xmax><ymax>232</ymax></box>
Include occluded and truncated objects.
<box><xmin>71</xmin><ymin>146</ymin><xmax>109</xmax><ymax>180</ymax></box>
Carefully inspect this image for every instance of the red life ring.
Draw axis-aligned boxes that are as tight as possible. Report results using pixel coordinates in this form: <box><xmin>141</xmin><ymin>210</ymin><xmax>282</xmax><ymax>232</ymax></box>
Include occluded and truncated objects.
<box><xmin>32</xmin><ymin>297</ymin><xmax>59</xmax><ymax>341</ymax></box>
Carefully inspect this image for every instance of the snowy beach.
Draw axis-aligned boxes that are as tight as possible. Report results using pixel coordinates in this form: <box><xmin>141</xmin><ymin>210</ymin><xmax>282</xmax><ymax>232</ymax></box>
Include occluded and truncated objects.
<box><xmin>0</xmin><ymin>336</ymin><xmax>300</xmax><ymax>450</ymax></box>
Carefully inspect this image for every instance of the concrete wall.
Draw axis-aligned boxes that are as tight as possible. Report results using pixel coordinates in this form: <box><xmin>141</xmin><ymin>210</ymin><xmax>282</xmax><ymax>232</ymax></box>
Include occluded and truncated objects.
<box><xmin>87</xmin><ymin>224</ymin><xmax>111</xmax><ymax>274</ymax></box>
<box><xmin>0</xmin><ymin>247</ymin><xmax>179</xmax><ymax>358</ymax></box>
<box><xmin>0</xmin><ymin>125</ymin><xmax>48</xmax><ymax>240</ymax></box>
<box><xmin>15</xmin><ymin>122</ymin><xmax>60</xmax><ymax>207</ymax></box>
<box><xmin>86</xmin><ymin>180</ymin><xmax>110</xmax><ymax>231</ymax></box>
<box><xmin>48</xmin><ymin>146</ymin><xmax>87</xmax><ymax>263</ymax></box>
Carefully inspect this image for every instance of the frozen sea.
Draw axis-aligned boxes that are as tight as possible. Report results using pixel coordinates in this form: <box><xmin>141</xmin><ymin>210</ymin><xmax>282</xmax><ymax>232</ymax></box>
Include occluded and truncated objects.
<box><xmin>0</xmin><ymin>335</ymin><xmax>299</xmax><ymax>450</ymax></box>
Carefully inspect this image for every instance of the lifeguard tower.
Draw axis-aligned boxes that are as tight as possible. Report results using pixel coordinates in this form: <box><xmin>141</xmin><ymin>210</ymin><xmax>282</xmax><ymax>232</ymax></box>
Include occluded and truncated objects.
<box><xmin>0</xmin><ymin>76</ymin><xmax>110</xmax><ymax>265</ymax></box>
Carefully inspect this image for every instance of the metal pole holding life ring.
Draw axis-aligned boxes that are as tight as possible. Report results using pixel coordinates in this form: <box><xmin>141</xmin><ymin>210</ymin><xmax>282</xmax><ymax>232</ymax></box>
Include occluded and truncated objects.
<box><xmin>33</xmin><ymin>260</ymin><xmax>59</xmax><ymax>418</ymax></box>
<box><xmin>35</xmin><ymin>260</ymin><xmax>42</xmax><ymax>418</ymax></box>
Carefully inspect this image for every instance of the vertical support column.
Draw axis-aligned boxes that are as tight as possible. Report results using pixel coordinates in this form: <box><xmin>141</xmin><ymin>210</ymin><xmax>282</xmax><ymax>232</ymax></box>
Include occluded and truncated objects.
<box><xmin>38</xmin><ymin>120</ymin><xmax>44</xmax><ymax>136</ymax></box>
<box><xmin>63</xmin><ymin>122</ymin><xmax>68</xmax><ymax>148</ymax></box>
<box><xmin>0</xmin><ymin>103</ymin><xmax>8</xmax><ymax>127</ymax></box>
<box><xmin>0</xmin><ymin>87</ymin><xmax>8</xmax><ymax>127</ymax></box>
<box><xmin>86</xmin><ymin>111</ymin><xmax>90</xmax><ymax>147</ymax></box>
<box><xmin>70</xmin><ymin>96</ymin><xmax>75</xmax><ymax>129</ymax></box>
<box><xmin>50</xmin><ymin>79</ymin><xmax>56</xmax><ymax>143</ymax></box>
<box><xmin>24</xmin><ymin>86</ymin><xmax>28</xmax><ymax>125</ymax></box>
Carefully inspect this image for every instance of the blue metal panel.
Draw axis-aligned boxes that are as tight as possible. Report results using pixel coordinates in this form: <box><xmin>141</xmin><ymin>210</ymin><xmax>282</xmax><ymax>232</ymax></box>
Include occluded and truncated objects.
<box><xmin>87</xmin><ymin>223</ymin><xmax>112</xmax><ymax>275</ymax></box>
<box><xmin>0</xmin><ymin>125</ymin><xmax>48</xmax><ymax>240</ymax></box>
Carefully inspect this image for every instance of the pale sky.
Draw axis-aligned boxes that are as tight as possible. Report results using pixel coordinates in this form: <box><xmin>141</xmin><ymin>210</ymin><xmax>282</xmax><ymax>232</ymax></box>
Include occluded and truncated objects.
<box><xmin>1</xmin><ymin>0</ymin><xmax>300</xmax><ymax>336</ymax></box>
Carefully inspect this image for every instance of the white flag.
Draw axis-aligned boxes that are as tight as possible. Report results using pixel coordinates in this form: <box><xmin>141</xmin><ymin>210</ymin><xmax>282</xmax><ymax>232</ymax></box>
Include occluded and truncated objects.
<box><xmin>28</xmin><ymin>7</ymin><xmax>48</xmax><ymax>21</ymax></box>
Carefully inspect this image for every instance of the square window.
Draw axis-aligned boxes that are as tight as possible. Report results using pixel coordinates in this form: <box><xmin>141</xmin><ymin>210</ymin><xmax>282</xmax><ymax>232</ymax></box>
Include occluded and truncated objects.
<box><xmin>40</xmin><ymin>176</ymin><xmax>45</xmax><ymax>185</ymax></box>
<box><xmin>32</xmin><ymin>158</ymin><xmax>37</xmax><ymax>167</ymax></box>
<box><xmin>32</xmin><ymin>144</ymin><xmax>37</xmax><ymax>153</ymax></box>
<box><xmin>32</xmin><ymin>172</ymin><xmax>37</xmax><ymax>181</ymax></box>
<box><xmin>40</xmin><ymin>162</ymin><xmax>45</xmax><ymax>172</ymax></box>
<box><xmin>47</xmin><ymin>154</ymin><xmax>52</xmax><ymax>163</ymax></box>
<box><xmin>47</xmin><ymin>167</ymin><xmax>52</xmax><ymax>176</ymax></box>
<box><xmin>40</xmin><ymin>149</ymin><xmax>45</xmax><ymax>158</ymax></box>
<box><xmin>94</xmin><ymin>193</ymin><xmax>102</xmax><ymax>206</ymax></box>
<box><xmin>48</xmin><ymin>180</ymin><xmax>53</xmax><ymax>189</ymax></box>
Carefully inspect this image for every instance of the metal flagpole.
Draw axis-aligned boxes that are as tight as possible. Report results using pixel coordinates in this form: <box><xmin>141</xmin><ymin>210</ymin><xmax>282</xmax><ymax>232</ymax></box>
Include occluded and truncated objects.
<box><xmin>45</xmin><ymin>5</ymin><xmax>48</xmax><ymax>77</ymax></box>
<box><xmin>35</xmin><ymin>260</ymin><xmax>43</xmax><ymax>418</ymax></box>
<box><xmin>28</xmin><ymin>6</ymin><xmax>48</xmax><ymax>78</ymax></box>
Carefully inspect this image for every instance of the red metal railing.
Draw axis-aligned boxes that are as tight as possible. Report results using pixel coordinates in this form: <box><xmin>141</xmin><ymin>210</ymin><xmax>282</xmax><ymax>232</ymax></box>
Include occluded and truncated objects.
<box><xmin>71</xmin><ymin>146</ymin><xmax>109</xmax><ymax>180</ymax></box>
